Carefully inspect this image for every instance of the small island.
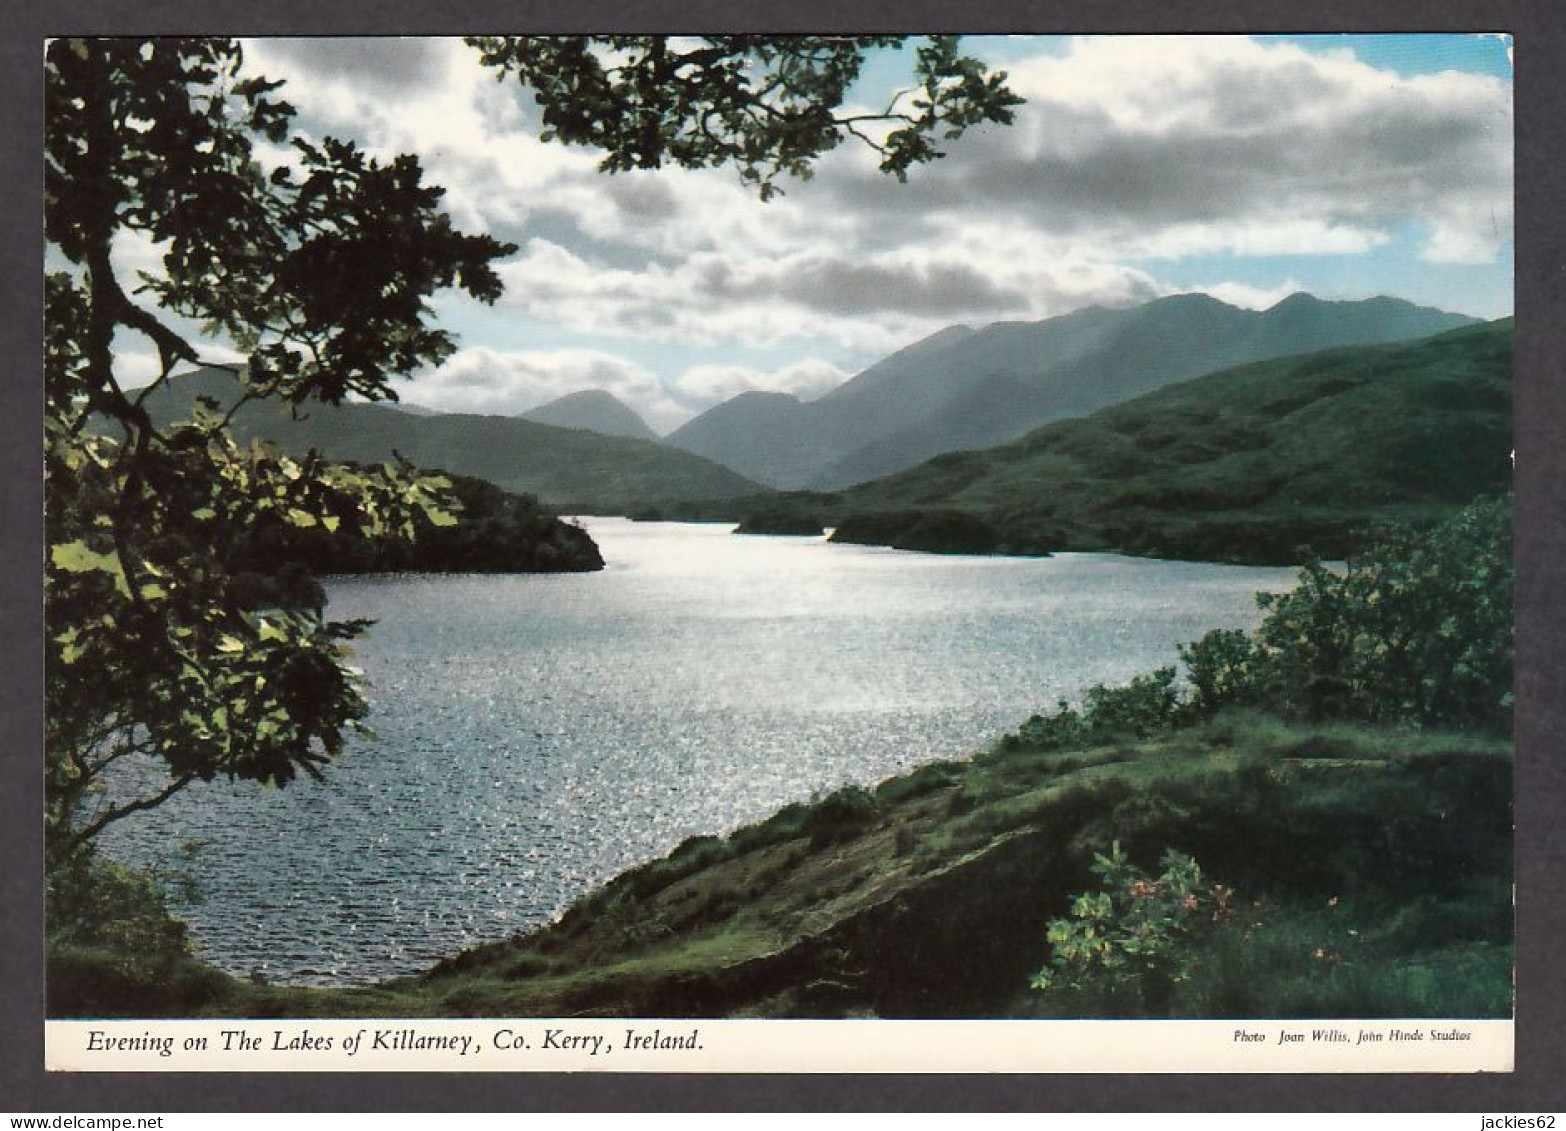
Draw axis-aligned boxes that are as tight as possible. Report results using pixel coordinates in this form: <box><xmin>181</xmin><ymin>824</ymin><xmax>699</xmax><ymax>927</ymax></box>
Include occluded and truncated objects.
<box><xmin>733</xmin><ymin>512</ymin><xmax>827</xmax><ymax>536</ymax></box>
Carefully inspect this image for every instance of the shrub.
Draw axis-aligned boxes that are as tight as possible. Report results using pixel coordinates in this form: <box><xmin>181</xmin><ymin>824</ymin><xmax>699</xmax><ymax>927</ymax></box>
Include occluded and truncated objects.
<box><xmin>1031</xmin><ymin>842</ymin><xmax>1233</xmax><ymax>1015</ymax></box>
<box><xmin>1178</xmin><ymin>629</ymin><xmax>1258</xmax><ymax>718</ymax></box>
<box><xmin>1081</xmin><ymin>667</ymin><xmax>1181</xmax><ymax>738</ymax></box>
<box><xmin>801</xmin><ymin>785</ymin><xmax>882</xmax><ymax>848</ymax></box>
<box><xmin>1249</xmin><ymin>496</ymin><xmax>1512</xmax><ymax>731</ymax></box>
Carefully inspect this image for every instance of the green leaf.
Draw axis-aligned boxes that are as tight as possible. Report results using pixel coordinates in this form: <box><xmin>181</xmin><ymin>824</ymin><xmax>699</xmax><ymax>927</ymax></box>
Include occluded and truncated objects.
<box><xmin>50</xmin><ymin>540</ymin><xmax>129</xmax><ymax>595</ymax></box>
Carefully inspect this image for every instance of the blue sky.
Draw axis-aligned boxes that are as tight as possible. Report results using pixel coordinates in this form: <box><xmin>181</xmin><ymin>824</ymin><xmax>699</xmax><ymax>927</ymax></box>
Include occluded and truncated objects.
<box><xmin>114</xmin><ymin>35</ymin><xmax>1513</xmax><ymax>431</ymax></box>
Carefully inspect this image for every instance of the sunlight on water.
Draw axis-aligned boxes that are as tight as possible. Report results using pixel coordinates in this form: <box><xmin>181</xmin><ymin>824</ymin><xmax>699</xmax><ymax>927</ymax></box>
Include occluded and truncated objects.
<box><xmin>100</xmin><ymin>519</ymin><xmax>1299</xmax><ymax>985</ymax></box>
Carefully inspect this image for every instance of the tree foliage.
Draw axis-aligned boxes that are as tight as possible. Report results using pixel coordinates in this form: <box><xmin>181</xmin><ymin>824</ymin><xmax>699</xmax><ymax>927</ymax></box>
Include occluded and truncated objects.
<box><xmin>468</xmin><ymin>35</ymin><xmax>1022</xmax><ymax>198</ymax></box>
<box><xmin>1199</xmin><ymin>495</ymin><xmax>1514</xmax><ymax>731</ymax></box>
<box><xmin>999</xmin><ymin>496</ymin><xmax>1514</xmax><ymax>752</ymax></box>
<box><xmin>44</xmin><ymin>38</ymin><xmax>514</xmax><ymax>858</ymax></box>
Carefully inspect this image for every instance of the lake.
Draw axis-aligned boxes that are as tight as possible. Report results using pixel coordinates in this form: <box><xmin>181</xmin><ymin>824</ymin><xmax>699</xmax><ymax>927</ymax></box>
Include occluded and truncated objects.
<box><xmin>99</xmin><ymin>518</ymin><xmax>1300</xmax><ymax>985</ymax></box>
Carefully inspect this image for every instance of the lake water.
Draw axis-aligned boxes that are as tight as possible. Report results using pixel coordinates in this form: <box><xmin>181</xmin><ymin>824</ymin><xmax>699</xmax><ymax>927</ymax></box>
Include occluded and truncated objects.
<box><xmin>99</xmin><ymin>519</ymin><xmax>1300</xmax><ymax>985</ymax></box>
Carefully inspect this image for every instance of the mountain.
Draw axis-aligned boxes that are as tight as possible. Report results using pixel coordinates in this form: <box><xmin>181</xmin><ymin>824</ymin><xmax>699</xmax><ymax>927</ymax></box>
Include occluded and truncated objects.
<box><xmin>138</xmin><ymin>368</ymin><xmax>764</xmax><ymax>511</ymax></box>
<box><xmin>663</xmin><ymin>391</ymin><xmax>830</xmax><ymax>488</ymax></box>
<box><xmin>665</xmin><ymin>293</ymin><xmax>1479</xmax><ymax>490</ymax></box>
<box><xmin>518</xmin><ymin>389</ymin><xmax>659</xmax><ymax>441</ymax></box>
<box><xmin>827</xmin><ymin>318</ymin><xmax>1513</xmax><ymax>562</ymax></box>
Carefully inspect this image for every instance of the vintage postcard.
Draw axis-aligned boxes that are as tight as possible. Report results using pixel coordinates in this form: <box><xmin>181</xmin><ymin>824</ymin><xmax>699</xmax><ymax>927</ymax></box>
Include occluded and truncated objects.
<box><xmin>41</xmin><ymin>33</ymin><xmax>1514</xmax><ymax>1073</ymax></box>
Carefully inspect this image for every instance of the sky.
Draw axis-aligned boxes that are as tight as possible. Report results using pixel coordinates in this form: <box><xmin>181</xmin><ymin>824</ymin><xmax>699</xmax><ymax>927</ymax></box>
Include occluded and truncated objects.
<box><xmin>114</xmin><ymin>34</ymin><xmax>1514</xmax><ymax>434</ymax></box>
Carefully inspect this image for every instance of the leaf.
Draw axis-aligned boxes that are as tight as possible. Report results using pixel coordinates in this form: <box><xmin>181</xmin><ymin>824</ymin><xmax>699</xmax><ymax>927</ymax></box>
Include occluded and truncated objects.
<box><xmin>50</xmin><ymin>540</ymin><xmax>130</xmax><ymax>595</ymax></box>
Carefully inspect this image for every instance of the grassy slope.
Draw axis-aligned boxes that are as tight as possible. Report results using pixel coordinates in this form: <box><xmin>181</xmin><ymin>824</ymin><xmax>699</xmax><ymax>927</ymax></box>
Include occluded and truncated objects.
<box><xmin>830</xmin><ymin>320</ymin><xmax>1511</xmax><ymax>562</ymax></box>
<box><xmin>121</xmin><ymin>712</ymin><xmax>1509</xmax><ymax>1022</ymax></box>
<box><xmin>142</xmin><ymin>368</ymin><xmax>766</xmax><ymax>510</ymax></box>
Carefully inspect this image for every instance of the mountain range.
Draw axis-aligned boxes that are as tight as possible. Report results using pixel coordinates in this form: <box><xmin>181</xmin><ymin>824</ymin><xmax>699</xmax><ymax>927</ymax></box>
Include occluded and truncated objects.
<box><xmin>665</xmin><ymin>292</ymin><xmax>1478</xmax><ymax>489</ymax></box>
<box><xmin>825</xmin><ymin>318</ymin><xmax>1512</xmax><ymax>562</ymax></box>
<box><xmin>136</xmin><ymin>368</ymin><xmax>761</xmax><ymax>511</ymax></box>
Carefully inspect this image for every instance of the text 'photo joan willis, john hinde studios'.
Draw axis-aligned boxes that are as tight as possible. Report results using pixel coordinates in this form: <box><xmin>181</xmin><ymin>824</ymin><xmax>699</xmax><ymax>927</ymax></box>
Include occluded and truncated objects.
<box><xmin>43</xmin><ymin>33</ymin><xmax>1514</xmax><ymax>1073</ymax></box>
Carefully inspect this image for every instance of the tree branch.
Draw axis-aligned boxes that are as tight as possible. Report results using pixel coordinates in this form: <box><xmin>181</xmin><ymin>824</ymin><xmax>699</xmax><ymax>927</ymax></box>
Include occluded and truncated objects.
<box><xmin>63</xmin><ymin>771</ymin><xmax>199</xmax><ymax>855</ymax></box>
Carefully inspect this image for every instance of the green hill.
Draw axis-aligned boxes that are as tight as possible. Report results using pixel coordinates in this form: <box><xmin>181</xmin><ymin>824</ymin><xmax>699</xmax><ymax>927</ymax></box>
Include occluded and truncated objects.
<box><xmin>140</xmin><ymin>368</ymin><xmax>765</xmax><ymax>511</ymax></box>
<box><xmin>828</xmin><ymin>319</ymin><xmax>1512</xmax><ymax>563</ymax></box>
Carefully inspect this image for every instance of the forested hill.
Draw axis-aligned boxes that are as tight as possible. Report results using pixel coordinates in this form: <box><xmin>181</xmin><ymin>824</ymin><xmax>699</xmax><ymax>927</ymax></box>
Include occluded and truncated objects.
<box><xmin>229</xmin><ymin>472</ymin><xmax>604</xmax><ymax>584</ymax></box>
<box><xmin>826</xmin><ymin>319</ymin><xmax>1511</xmax><ymax>562</ymax></box>
<box><xmin>139</xmin><ymin>368</ymin><xmax>764</xmax><ymax>511</ymax></box>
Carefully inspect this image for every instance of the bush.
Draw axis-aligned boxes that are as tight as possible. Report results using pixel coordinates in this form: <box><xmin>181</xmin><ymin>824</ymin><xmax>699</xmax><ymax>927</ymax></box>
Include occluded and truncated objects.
<box><xmin>801</xmin><ymin>785</ymin><xmax>883</xmax><ymax>848</ymax></box>
<box><xmin>998</xmin><ymin>668</ymin><xmax>1180</xmax><ymax>753</ymax></box>
<box><xmin>1178</xmin><ymin>629</ymin><xmax>1258</xmax><ymax>718</ymax></box>
<box><xmin>1249</xmin><ymin>496</ymin><xmax>1512</xmax><ymax>730</ymax></box>
<box><xmin>46</xmin><ymin>848</ymin><xmax>232</xmax><ymax>1016</ymax></box>
<box><xmin>1031</xmin><ymin>842</ymin><xmax>1233</xmax><ymax>1016</ymax></box>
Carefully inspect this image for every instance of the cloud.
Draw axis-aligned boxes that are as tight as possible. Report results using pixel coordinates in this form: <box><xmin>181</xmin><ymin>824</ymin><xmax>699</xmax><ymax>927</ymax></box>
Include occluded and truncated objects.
<box><xmin>496</xmin><ymin>237</ymin><xmax>1163</xmax><ymax>356</ymax></box>
<box><xmin>1186</xmin><ymin>278</ymin><xmax>1311</xmax><ymax>310</ymax></box>
<box><xmin>393</xmin><ymin>346</ymin><xmax>692</xmax><ymax>432</ymax></box>
<box><xmin>396</xmin><ymin>347</ymin><xmax>858</xmax><ymax>430</ymax></box>
<box><xmin>230</xmin><ymin>35</ymin><xmax>1510</xmax><ymax>404</ymax></box>
<box><xmin>818</xmin><ymin>35</ymin><xmax>1512</xmax><ymax>264</ymax></box>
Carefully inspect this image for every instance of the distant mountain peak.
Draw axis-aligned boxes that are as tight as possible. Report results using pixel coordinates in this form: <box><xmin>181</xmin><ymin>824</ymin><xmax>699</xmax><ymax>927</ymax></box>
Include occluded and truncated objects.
<box><xmin>519</xmin><ymin>389</ymin><xmax>658</xmax><ymax>441</ymax></box>
<box><xmin>1268</xmin><ymin>291</ymin><xmax>1323</xmax><ymax>309</ymax></box>
<box><xmin>1151</xmin><ymin>291</ymin><xmax>1233</xmax><ymax>310</ymax></box>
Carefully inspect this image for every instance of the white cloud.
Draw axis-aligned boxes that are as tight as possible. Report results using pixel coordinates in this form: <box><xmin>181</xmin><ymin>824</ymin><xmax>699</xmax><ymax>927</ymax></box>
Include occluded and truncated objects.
<box><xmin>1183</xmin><ymin>278</ymin><xmax>1311</xmax><ymax>310</ymax></box>
<box><xmin>231</xmin><ymin>35</ymin><xmax>1511</xmax><ymax>409</ymax></box>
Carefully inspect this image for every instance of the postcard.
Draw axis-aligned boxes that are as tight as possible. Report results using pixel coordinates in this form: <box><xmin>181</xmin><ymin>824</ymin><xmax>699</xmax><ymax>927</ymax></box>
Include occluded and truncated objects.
<box><xmin>40</xmin><ymin>32</ymin><xmax>1515</xmax><ymax>1074</ymax></box>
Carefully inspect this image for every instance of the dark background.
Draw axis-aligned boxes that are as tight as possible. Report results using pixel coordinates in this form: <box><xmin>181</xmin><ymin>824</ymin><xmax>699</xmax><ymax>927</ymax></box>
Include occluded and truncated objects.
<box><xmin>4</xmin><ymin>0</ymin><xmax>1561</xmax><ymax>1112</ymax></box>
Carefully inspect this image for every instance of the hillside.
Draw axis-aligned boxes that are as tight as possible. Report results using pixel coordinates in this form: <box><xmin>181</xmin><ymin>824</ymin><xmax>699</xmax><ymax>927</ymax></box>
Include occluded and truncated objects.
<box><xmin>826</xmin><ymin>319</ymin><xmax>1512</xmax><ymax>563</ymax></box>
<box><xmin>519</xmin><ymin>389</ymin><xmax>659</xmax><ymax>441</ymax></box>
<box><xmin>666</xmin><ymin>293</ymin><xmax>1477</xmax><ymax>490</ymax></box>
<box><xmin>139</xmin><ymin>368</ymin><xmax>764</xmax><ymax>511</ymax></box>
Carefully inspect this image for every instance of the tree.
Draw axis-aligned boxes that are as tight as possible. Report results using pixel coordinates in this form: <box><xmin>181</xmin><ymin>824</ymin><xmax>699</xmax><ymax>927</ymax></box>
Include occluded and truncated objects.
<box><xmin>44</xmin><ymin>37</ymin><xmax>514</xmax><ymax>859</ymax></box>
<box><xmin>469</xmin><ymin>35</ymin><xmax>1022</xmax><ymax>198</ymax></box>
<box><xmin>46</xmin><ymin>36</ymin><xmax>1022</xmax><ymax>859</ymax></box>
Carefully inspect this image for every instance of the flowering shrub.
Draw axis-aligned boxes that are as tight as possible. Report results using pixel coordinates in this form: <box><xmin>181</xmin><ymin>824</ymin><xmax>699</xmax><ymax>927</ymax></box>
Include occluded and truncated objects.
<box><xmin>1031</xmin><ymin>842</ymin><xmax>1233</xmax><ymax>1010</ymax></box>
